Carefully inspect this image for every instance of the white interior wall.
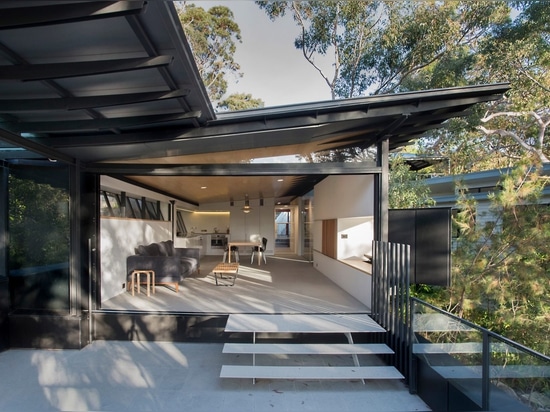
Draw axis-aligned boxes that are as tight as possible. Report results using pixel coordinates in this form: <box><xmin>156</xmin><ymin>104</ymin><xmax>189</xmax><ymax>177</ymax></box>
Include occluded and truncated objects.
<box><xmin>313</xmin><ymin>251</ymin><xmax>372</xmax><ymax>307</ymax></box>
<box><xmin>313</xmin><ymin>175</ymin><xmax>375</xmax><ymax>307</ymax></box>
<box><xmin>183</xmin><ymin>211</ymin><xmax>230</xmax><ymax>234</ymax></box>
<box><xmin>202</xmin><ymin>198</ymin><xmax>276</xmax><ymax>254</ymax></box>
<box><xmin>100</xmin><ymin>218</ymin><xmax>171</xmax><ymax>302</ymax></box>
<box><xmin>315</xmin><ymin>175</ymin><xmax>374</xmax><ymax>219</ymax></box>
<box><xmin>337</xmin><ymin>217</ymin><xmax>374</xmax><ymax>259</ymax></box>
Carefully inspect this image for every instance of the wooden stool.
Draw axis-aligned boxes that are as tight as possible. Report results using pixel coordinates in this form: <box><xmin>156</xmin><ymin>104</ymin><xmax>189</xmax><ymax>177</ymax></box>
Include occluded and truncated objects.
<box><xmin>213</xmin><ymin>262</ymin><xmax>239</xmax><ymax>286</ymax></box>
<box><xmin>130</xmin><ymin>270</ymin><xmax>155</xmax><ymax>297</ymax></box>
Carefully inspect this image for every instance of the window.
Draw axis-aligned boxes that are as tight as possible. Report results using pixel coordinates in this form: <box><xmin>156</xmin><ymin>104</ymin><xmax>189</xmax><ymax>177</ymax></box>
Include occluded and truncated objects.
<box><xmin>8</xmin><ymin>165</ymin><xmax>70</xmax><ymax>312</ymax></box>
<box><xmin>100</xmin><ymin>190</ymin><xmax>168</xmax><ymax>221</ymax></box>
<box><xmin>176</xmin><ymin>210</ymin><xmax>188</xmax><ymax>237</ymax></box>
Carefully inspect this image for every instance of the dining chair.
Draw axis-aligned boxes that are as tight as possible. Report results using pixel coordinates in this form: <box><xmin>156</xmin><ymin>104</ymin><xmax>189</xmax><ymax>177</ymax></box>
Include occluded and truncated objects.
<box><xmin>251</xmin><ymin>237</ymin><xmax>268</xmax><ymax>264</ymax></box>
<box><xmin>223</xmin><ymin>240</ymin><xmax>239</xmax><ymax>263</ymax></box>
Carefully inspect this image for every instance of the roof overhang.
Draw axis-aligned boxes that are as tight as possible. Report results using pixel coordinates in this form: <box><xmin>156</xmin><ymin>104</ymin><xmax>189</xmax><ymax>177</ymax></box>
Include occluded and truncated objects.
<box><xmin>0</xmin><ymin>1</ymin><xmax>510</xmax><ymax>205</ymax></box>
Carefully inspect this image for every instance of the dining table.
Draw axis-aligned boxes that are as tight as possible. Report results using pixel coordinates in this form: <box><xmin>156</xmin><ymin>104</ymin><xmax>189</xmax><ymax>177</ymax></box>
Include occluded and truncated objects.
<box><xmin>228</xmin><ymin>240</ymin><xmax>262</xmax><ymax>265</ymax></box>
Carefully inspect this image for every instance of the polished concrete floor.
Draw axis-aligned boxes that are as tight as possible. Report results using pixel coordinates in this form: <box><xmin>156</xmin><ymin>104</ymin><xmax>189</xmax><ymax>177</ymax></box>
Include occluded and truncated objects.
<box><xmin>102</xmin><ymin>255</ymin><xmax>370</xmax><ymax>314</ymax></box>
<box><xmin>0</xmin><ymin>340</ymin><xmax>431</xmax><ymax>412</ymax></box>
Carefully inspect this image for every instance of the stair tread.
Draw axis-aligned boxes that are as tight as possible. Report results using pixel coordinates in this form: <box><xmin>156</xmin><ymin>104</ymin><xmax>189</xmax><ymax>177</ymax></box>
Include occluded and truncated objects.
<box><xmin>223</xmin><ymin>342</ymin><xmax>394</xmax><ymax>355</ymax></box>
<box><xmin>220</xmin><ymin>365</ymin><xmax>404</xmax><ymax>380</ymax></box>
<box><xmin>225</xmin><ymin>314</ymin><xmax>385</xmax><ymax>333</ymax></box>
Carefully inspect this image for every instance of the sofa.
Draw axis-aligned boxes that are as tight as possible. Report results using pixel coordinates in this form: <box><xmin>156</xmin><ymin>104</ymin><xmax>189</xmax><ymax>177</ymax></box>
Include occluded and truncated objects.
<box><xmin>127</xmin><ymin>240</ymin><xmax>200</xmax><ymax>293</ymax></box>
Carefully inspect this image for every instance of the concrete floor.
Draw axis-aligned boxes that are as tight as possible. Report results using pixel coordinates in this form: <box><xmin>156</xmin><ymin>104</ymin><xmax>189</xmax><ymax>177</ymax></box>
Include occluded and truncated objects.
<box><xmin>101</xmin><ymin>256</ymin><xmax>370</xmax><ymax>314</ymax></box>
<box><xmin>0</xmin><ymin>340</ymin><xmax>431</xmax><ymax>412</ymax></box>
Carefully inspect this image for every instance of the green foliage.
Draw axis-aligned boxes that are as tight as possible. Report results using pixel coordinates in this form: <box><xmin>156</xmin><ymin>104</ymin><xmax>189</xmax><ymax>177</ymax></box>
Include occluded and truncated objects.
<box><xmin>8</xmin><ymin>175</ymin><xmax>70</xmax><ymax>269</ymax></box>
<box><xmin>217</xmin><ymin>93</ymin><xmax>264</xmax><ymax>111</ymax></box>
<box><xmin>179</xmin><ymin>3</ymin><xmax>265</xmax><ymax>110</ymax></box>
<box><xmin>388</xmin><ymin>155</ymin><xmax>435</xmax><ymax>209</ymax></box>
<box><xmin>257</xmin><ymin>1</ymin><xmax>510</xmax><ymax>98</ymax></box>
<box><xmin>443</xmin><ymin>157</ymin><xmax>550</xmax><ymax>354</ymax></box>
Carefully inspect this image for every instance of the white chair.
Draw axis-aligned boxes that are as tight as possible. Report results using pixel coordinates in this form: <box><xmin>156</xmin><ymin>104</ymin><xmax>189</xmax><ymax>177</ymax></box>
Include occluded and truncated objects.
<box><xmin>250</xmin><ymin>237</ymin><xmax>267</xmax><ymax>264</ymax></box>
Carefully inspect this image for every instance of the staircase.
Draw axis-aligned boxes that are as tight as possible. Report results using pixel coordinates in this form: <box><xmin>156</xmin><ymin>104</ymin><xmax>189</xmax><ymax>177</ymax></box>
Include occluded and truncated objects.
<box><xmin>220</xmin><ymin>313</ymin><xmax>404</xmax><ymax>383</ymax></box>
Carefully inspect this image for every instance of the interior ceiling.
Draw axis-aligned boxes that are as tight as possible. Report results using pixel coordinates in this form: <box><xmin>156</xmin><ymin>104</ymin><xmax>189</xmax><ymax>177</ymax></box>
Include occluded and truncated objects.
<box><xmin>0</xmin><ymin>1</ymin><xmax>510</xmax><ymax>206</ymax></box>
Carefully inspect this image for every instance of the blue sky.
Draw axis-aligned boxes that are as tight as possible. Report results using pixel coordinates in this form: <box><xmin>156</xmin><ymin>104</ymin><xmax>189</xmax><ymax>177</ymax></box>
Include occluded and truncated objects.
<box><xmin>196</xmin><ymin>1</ymin><xmax>333</xmax><ymax>107</ymax></box>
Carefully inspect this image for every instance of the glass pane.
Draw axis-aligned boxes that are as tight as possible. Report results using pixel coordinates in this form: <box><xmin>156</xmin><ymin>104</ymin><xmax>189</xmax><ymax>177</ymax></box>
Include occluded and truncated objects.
<box><xmin>412</xmin><ymin>303</ymin><xmax>484</xmax><ymax>407</ymax></box>
<box><xmin>489</xmin><ymin>336</ymin><xmax>550</xmax><ymax>411</ymax></box>
<box><xmin>8</xmin><ymin>165</ymin><xmax>70</xmax><ymax>312</ymax></box>
<box><xmin>100</xmin><ymin>191</ymin><xmax>122</xmax><ymax>217</ymax></box>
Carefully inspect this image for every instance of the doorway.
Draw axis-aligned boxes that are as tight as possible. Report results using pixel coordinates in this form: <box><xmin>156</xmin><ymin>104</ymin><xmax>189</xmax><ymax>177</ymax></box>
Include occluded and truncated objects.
<box><xmin>275</xmin><ymin>207</ymin><xmax>294</xmax><ymax>254</ymax></box>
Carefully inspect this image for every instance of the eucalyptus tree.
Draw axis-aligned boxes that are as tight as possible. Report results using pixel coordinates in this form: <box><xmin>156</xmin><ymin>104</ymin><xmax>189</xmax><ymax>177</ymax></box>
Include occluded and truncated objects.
<box><xmin>257</xmin><ymin>1</ymin><xmax>510</xmax><ymax>98</ymax></box>
<box><xmin>177</xmin><ymin>3</ymin><xmax>264</xmax><ymax>109</ymax></box>
<box><xmin>474</xmin><ymin>1</ymin><xmax>550</xmax><ymax>164</ymax></box>
<box><xmin>217</xmin><ymin>93</ymin><xmax>264</xmax><ymax>111</ymax></box>
<box><xmin>256</xmin><ymin>1</ymin><xmax>510</xmax><ymax>166</ymax></box>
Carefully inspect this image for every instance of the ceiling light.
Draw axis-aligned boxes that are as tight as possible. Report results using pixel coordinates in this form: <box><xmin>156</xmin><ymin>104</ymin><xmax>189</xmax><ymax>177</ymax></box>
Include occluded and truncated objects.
<box><xmin>242</xmin><ymin>195</ymin><xmax>251</xmax><ymax>214</ymax></box>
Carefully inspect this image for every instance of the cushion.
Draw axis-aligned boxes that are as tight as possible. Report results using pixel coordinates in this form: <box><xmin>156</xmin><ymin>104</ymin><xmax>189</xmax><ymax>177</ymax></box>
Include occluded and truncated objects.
<box><xmin>136</xmin><ymin>243</ymin><xmax>161</xmax><ymax>256</ymax></box>
<box><xmin>157</xmin><ymin>240</ymin><xmax>174</xmax><ymax>256</ymax></box>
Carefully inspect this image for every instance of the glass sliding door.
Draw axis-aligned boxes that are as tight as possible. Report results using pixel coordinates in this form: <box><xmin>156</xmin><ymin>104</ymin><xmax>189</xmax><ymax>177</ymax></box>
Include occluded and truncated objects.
<box><xmin>8</xmin><ymin>164</ymin><xmax>70</xmax><ymax>312</ymax></box>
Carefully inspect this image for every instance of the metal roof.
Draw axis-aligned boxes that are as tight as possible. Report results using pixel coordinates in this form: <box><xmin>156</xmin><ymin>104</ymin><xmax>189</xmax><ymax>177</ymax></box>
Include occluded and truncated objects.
<box><xmin>0</xmin><ymin>1</ymin><xmax>510</xmax><ymax>205</ymax></box>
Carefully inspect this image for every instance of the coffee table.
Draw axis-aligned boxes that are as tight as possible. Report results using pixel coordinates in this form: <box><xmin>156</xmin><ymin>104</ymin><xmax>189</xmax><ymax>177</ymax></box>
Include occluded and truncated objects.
<box><xmin>213</xmin><ymin>262</ymin><xmax>239</xmax><ymax>286</ymax></box>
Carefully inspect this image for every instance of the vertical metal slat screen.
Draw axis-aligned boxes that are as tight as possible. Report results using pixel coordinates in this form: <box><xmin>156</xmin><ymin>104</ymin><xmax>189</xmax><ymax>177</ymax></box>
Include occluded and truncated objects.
<box><xmin>372</xmin><ymin>241</ymin><xmax>410</xmax><ymax>381</ymax></box>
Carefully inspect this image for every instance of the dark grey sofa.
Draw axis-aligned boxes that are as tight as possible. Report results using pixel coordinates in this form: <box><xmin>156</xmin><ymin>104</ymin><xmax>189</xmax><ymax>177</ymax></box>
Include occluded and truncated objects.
<box><xmin>127</xmin><ymin>240</ymin><xmax>200</xmax><ymax>293</ymax></box>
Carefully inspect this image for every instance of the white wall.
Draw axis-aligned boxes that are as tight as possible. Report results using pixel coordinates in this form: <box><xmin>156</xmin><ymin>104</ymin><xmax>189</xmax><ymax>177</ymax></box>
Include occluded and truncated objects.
<box><xmin>202</xmin><ymin>198</ymin><xmax>276</xmax><ymax>255</ymax></box>
<box><xmin>313</xmin><ymin>175</ymin><xmax>375</xmax><ymax>308</ymax></box>
<box><xmin>314</xmin><ymin>251</ymin><xmax>372</xmax><ymax>308</ymax></box>
<box><xmin>100</xmin><ymin>218</ymin><xmax>171</xmax><ymax>302</ymax></box>
<box><xmin>315</xmin><ymin>175</ymin><xmax>375</xmax><ymax>219</ymax></box>
<box><xmin>338</xmin><ymin>217</ymin><xmax>374</xmax><ymax>259</ymax></box>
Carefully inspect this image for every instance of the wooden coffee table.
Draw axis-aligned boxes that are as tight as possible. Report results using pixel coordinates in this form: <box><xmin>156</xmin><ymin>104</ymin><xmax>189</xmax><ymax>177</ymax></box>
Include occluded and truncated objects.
<box><xmin>213</xmin><ymin>262</ymin><xmax>239</xmax><ymax>286</ymax></box>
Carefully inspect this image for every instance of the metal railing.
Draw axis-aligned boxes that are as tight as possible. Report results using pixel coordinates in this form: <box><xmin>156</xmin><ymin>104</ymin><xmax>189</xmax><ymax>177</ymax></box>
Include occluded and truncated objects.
<box><xmin>371</xmin><ymin>241</ymin><xmax>550</xmax><ymax>411</ymax></box>
<box><xmin>371</xmin><ymin>241</ymin><xmax>411</xmax><ymax>381</ymax></box>
<box><xmin>410</xmin><ymin>298</ymin><xmax>550</xmax><ymax>412</ymax></box>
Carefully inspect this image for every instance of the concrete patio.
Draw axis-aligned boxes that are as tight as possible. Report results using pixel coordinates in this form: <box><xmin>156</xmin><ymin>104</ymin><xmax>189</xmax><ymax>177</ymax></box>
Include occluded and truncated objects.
<box><xmin>0</xmin><ymin>340</ymin><xmax>431</xmax><ymax>412</ymax></box>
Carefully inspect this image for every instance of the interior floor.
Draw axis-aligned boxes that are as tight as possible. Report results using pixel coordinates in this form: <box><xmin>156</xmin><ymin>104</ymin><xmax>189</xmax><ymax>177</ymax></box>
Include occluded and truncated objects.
<box><xmin>101</xmin><ymin>255</ymin><xmax>370</xmax><ymax>314</ymax></box>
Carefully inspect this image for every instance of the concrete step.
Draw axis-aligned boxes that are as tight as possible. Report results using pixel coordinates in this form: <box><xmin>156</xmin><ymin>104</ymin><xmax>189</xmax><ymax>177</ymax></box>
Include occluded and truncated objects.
<box><xmin>220</xmin><ymin>365</ymin><xmax>404</xmax><ymax>380</ymax></box>
<box><xmin>225</xmin><ymin>313</ymin><xmax>386</xmax><ymax>333</ymax></box>
<box><xmin>223</xmin><ymin>342</ymin><xmax>394</xmax><ymax>355</ymax></box>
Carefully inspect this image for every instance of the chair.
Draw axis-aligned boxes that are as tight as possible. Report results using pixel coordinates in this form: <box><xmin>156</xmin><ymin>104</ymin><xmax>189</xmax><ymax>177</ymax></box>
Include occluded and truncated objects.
<box><xmin>223</xmin><ymin>240</ymin><xmax>239</xmax><ymax>263</ymax></box>
<box><xmin>251</xmin><ymin>237</ymin><xmax>268</xmax><ymax>264</ymax></box>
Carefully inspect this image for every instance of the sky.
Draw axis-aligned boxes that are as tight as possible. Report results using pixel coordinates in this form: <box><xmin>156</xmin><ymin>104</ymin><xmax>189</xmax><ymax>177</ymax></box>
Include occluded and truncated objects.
<box><xmin>195</xmin><ymin>1</ymin><xmax>334</xmax><ymax>107</ymax></box>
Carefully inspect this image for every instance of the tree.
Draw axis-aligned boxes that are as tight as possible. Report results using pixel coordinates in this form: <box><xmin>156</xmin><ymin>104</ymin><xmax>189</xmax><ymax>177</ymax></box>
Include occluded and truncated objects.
<box><xmin>257</xmin><ymin>1</ymin><xmax>512</xmax><ymax>169</ymax></box>
<box><xmin>473</xmin><ymin>1</ymin><xmax>550</xmax><ymax>164</ymax></box>
<box><xmin>257</xmin><ymin>1</ymin><xmax>510</xmax><ymax>99</ymax></box>
<box><xmin>428</xmin><ymin>157</ymin><xmax>550</xmax><ymax>354</ymax></box>
<box><xmin>415</xmin><ymin>2</ymin><xmax>550</xmax><ymax>169</ymax></box>
<box><xmin>217</xmin><ymin>93</ymin><xmax>264</xmax><ymax>111</ymax></box>
<box><xmin>388</xmin><ymin>155</ymin><xmax>435</xmax><ymax>209</ymax></box>
<box><xmin>177</xmin><ymin>3</ymin><xmax>264</xmax><ymax>109</ymax></box>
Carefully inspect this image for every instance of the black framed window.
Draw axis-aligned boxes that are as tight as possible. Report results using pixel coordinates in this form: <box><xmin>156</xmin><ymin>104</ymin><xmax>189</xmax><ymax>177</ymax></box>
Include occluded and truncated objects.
<box><xmin>8</xmin><ymin>164</ymin><xmax>70</xmax><ymax>312</ymax></box>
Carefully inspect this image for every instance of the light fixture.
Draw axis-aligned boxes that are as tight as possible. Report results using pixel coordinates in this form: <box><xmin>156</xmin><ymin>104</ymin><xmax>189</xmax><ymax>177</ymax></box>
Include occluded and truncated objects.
<box><xmin>242</xmin><ymin>194</ymin><xmax>251</xmax><ymax>214</ymax></box>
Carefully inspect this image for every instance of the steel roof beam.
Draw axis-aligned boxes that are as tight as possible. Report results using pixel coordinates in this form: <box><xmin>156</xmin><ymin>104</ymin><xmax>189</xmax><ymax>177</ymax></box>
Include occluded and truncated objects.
<box><xmin>85</xmin><ymin>162</ymin><xmax>382</xmax><ymax>176</ymax></box>
<box><xmin>0</xmin><ymin>56</ymin><xmax>173</xmax><ymax>81</ymax></box>
<box><xmin>0</xmin><ymin>90</ymin><xmax>190</xmax><ymax>112</ymax></box>
<box><xmin>0</xmin><ymin>1</ymin><xmax>146</xmax><ymax>30</ymax></box>
<box><xmin>3</xmin><ymin>111</ymin><xmax>202</xmax><ymax>133</ymax></box>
